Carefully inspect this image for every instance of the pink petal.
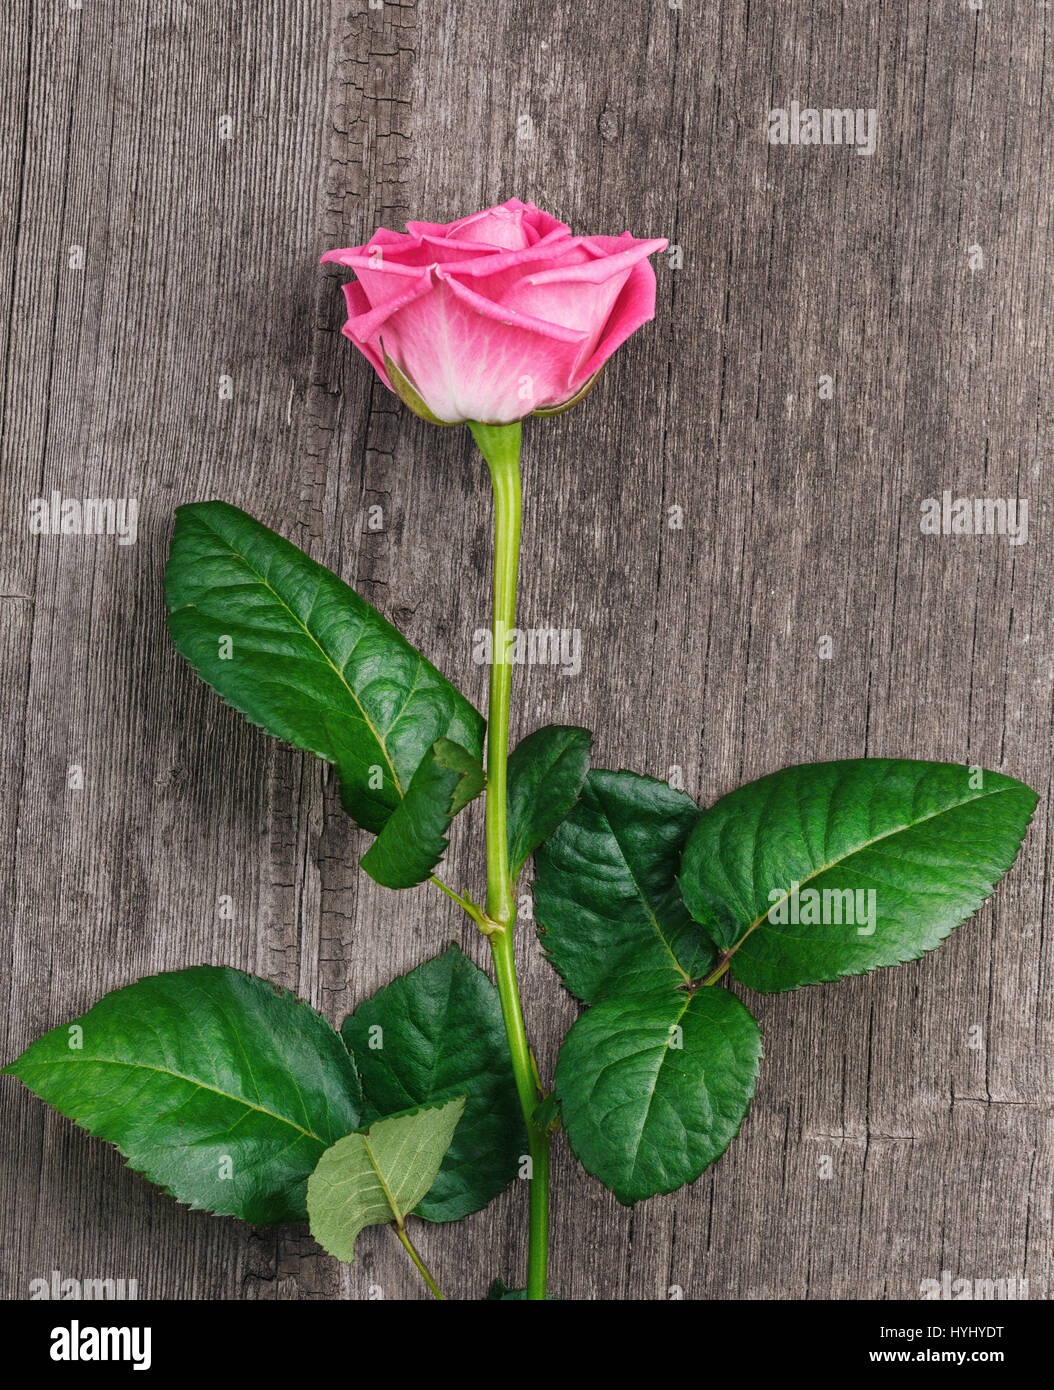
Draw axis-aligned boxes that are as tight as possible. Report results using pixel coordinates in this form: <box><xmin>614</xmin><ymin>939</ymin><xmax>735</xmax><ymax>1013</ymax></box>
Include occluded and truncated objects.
<box><xmin>435</xmin><ymin>237</ymin><xmax>585</xmax><ymax>285</ymax></box>
<box><xmin>341</xmin><ymin>265</ymin><xmax>434</xmax><ymax>341</ymax></box>
<box><xmin>435</xmin><ymin>268</ymin><xmax>588</xmax><ymax>344</ymax></box>
<box><xmin>524</xmin><ymin>237</ymin><xmax>668</xmax><ymax>286</ymax></box>
<box><xmin>319</xmin><ymin>226</ymin><xmax>417</xmax><ymax>267</ymax></box>
<box><xmin>338</xmin><ymin>282</ymin><xmax>391</xmax><ymax>387</ymax></box>
<box><xmin>570</xmin><ymin>257</ymin><xmax>661</xmax><ymax>388</ymax></box>
<box><xmin>377</xmin><ymin>277</ymin><xmax>587</xmax><ymax>422</ymax></box>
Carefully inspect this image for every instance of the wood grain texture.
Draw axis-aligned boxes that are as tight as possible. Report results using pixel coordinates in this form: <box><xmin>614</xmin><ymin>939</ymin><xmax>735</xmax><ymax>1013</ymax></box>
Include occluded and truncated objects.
<box><xmin>1</xmin><ymin>0</ymin><xmax>1051</xmax><ymax>1301</ymax></box>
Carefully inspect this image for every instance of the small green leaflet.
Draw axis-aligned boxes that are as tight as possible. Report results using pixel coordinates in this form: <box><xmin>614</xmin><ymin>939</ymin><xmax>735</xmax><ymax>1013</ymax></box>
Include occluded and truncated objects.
<box><xmin>533</xmin><ymin>769</ymin><xmax>717</xmax><ymax>1003</ymax></box>
<box><xmin>359</xmin><ymin>738</ymin><xmax>484</xmax><ymax>889</ymax></box>
<box><xmin>532</xmin><ymin>1093</ymin><xmax>560</xmax><ymax>1134</ymax></box>
<box><xmin>678</xmin><ymin>759</ymin><xmax>1039</xmax><ymax>993</ymax></box>
<box><xmin>165</xmin><ymin>501</ymin><xmax>484</xmax><ymax>835</ymax></box>
<box><xmin>341</xmin><ymin>945</ymin><xmax>524</xmax><ymax>1221</ymax></box>
<box><xmin>307</xmin><ymin>1098</ymin><xmax>465</xmax><ymax>1263</ymax></box>
<box><xmin>3</xmin><ymin>967</ymin><xmax>363</xmax><ymax>1224</ymax></box>
<box><xmin>507</xmin><ymin>725</ymin><xmax>592</xmax><ymax>881</ymax></box>
<box><xmin>555</xmin><ymin>986</ymin><xmax>762</xmax><ymax>1205</ymax></box>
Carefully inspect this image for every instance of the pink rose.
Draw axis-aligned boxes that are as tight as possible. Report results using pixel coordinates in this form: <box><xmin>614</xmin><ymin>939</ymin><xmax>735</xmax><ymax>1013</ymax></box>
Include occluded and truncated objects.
<box><xmin>321</xmin><ymin>198</ymin><xmax>667</xmax><ymax>425</ymax></box>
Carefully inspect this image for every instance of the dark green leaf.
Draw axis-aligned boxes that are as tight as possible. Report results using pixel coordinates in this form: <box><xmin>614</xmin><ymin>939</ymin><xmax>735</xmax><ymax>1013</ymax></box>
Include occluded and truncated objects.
<box><xmin>4</xmin><ymin>967</ymin><xmax>362</xmax><ymax>1224</ymax></box>
<box><xmin>341</xmin><ymin>945</ymin><xmax>525</xmax><ymax>1221</ymax></box>
<box><xmin>165</xmin><ymin>501</ymin><xmax>484</xmax><ymax>834</ymax></box>
<box><xmin>485</xmin><ymin>1279</ymin><xmax>556</xmax><ymax>1300</ymax></box>
<box><xmin>507</xmin><ymin>725</ymin><xmax>592</xmax><ymax>880</ymax></box>
<box><xmin>307</xmin><ymin>1098</ymin><xmax>464</xmax><ymax>1263</ymax></box>
<box><xmin>533</xmin><ymin>769</ymin><xmax>716</xmax><ymax>1003</ymax></box>
<box><xmin>487</xmin><ymin>1278</ymin><xmax>519</xmax><ymax>1300</ymax></box>
<box><xmin>679</xmin><ymin>759</ymin><xmax>1038</xmax><ymax>993</ymax></box>
<box><xmin>359</xmin><ymin>739</ymin><xmax>484</xmax><ymax>889</ymax></box>
<box><xmin>555</xmin><ymin>986</ymin><xmax>762</xmax><ymax>1205</ymax></box>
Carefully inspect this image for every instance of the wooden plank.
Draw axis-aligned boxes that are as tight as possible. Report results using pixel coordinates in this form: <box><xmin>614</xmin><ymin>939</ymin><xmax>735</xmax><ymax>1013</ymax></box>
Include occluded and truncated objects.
<box><xmin>1</xmin><ymin>0</ymin><xmax>1050</xmax><ymax>1301</ymax></box>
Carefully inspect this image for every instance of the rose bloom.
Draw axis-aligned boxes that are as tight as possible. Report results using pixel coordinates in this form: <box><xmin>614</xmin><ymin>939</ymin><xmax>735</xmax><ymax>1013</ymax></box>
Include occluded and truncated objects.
<box><xmin>321</xmin><ymin>198</ymin><xmax>667</xmax><ymax>425</ymax></box>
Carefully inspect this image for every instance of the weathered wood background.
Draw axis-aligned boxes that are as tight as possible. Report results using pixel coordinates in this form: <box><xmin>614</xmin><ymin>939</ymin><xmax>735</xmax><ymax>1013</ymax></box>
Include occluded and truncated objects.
<box><xmin>1</xmin><ymin>0</ymin><xmax>1051</xmax><ymax>1301</ymax></box>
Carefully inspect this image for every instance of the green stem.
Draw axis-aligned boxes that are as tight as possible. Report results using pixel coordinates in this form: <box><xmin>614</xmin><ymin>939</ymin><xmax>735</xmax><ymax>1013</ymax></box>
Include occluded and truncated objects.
<box><xmin>474</xmin><ymin>421</ymin><xmax>521</xmax><ymax>930</ymax></box>
<box><xmin>469</xmin><ymin>419</ymin><xmax>550</xmax><ymax>1302</ymax></box>
<box><xmin>393</xmin><ymin>1222</ymin><xmax>446</xmax><ymax>1300</ymax></box>
<box><xmin>701</xmin><ymin>956</ymin><xmax>731</xmax><ymax>986</ymax></box>
<box><xmin>490</xmin><ymin>928</ymin><xmax>550</xmax><ymax>1297</ymax></box>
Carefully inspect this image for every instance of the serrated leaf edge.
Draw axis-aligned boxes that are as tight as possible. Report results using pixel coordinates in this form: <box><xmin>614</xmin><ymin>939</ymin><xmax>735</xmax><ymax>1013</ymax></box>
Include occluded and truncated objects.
<box><xmin>684</xmin><ymin>772</ymin><xmax>1039</xmax><ymax>992</ymax></box>
<box><xmin>556</xmin><ymin>985</ymin><xmax>764</xmax><ymax>1206</ymax></box>
<box><xmin>165</xmin><ymin>503</ymin><xmax>485</xmax><ymax>823</ymax></box>
<box><xmin>3</xmin><ymin>965</ymin><xmax>361</xmax><ymax>1224</ymax></box>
